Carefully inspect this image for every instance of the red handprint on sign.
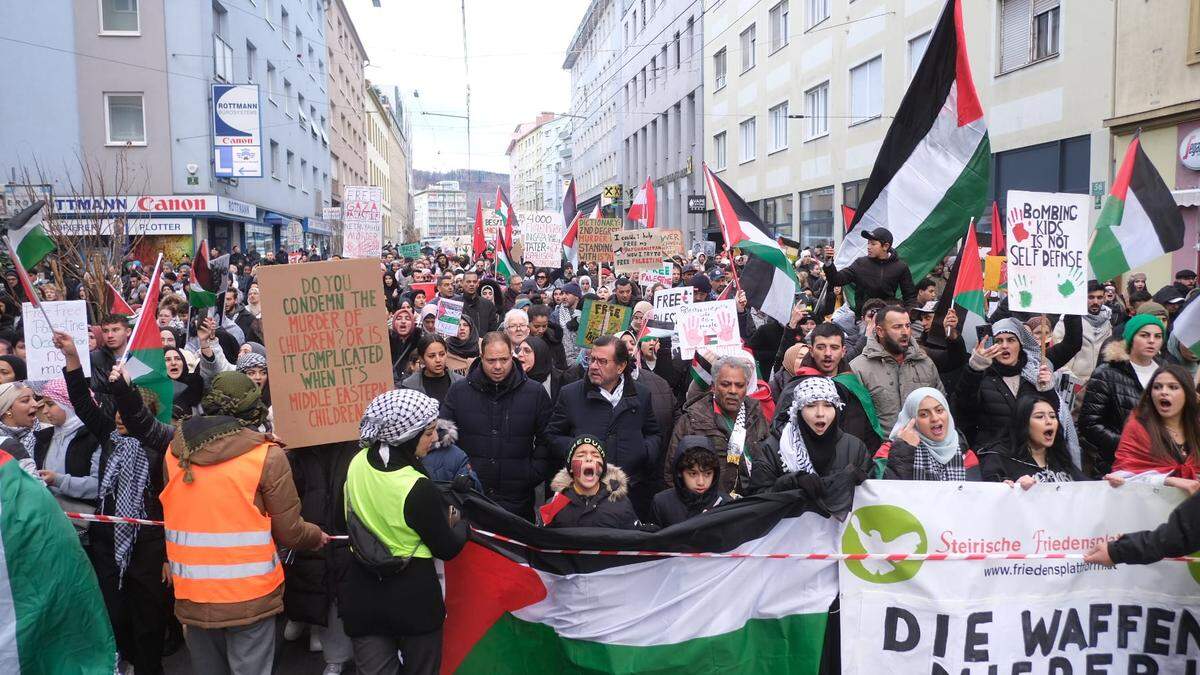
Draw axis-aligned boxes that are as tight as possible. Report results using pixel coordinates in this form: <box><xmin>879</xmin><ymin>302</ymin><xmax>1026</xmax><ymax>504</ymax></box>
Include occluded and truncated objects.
<box><xmin>716</xmin><ymin>312</ymin><xmax>736</xmax><ymax>343</ymax></box>
<box><xmin>683</xmin><ymin>315</ymin><xmax>704</xmax><ymax>346</ymax></box>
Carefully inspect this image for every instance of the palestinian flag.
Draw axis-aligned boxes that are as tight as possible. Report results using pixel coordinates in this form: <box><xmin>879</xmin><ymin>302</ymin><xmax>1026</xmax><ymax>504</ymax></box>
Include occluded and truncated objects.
<box><xmin>562</xmin><ymin>179</ymin><xmax>580</xmax><ymax>268</ymax></box>
<box><xmin>472</xmin><ymin>198</ymin><xmax>487</xmax><ymax>258</ymax></box>
<box><xmin>494</xmin><ymin>187</ymin><xmax>518</xmax><ymax>249</ymax></box>
<box><xmin>834</xmin><ymin>0</ymin><xmax>989</xmax><ymax>286</ymax></box>
<box><xmin>703</xmin><ymin>165</ymin><xmax>798</xmax><ymax>325</ymax></box>
<box><xmin>105</xmin><ymin>281</ymin><xmax>134</xmax><ymax>316</ymax></box>
<box><xmin>841</xmin><ymin>204</ymin><xmax>856</xmax><ymax>234</ymax></box>
<box><xmin>442</xmin><ymin>489</ymin><xmax>839</xmax><ymax>674</ymax></box>
<box><xmin>494</xmin><ymin>229</ymin><xmax>518</xmax><ymax>281</ymax></box>
<box><xmin>832</xmin><ymin>372</ymin><xmax>884</xmax><ymax>440</ymax></box>
<box><xmin>627</xmin><ymin>176</ymin><xmax>656</xmax><ymax>229</ymax></box>
<box><xmin>187</xmin><ymin>239</ymin><xmax>219</xmax><ymax>309</ymax></box>
<box><xmin>689</xmin><ymin>350</ymin><xmax>714</xmax><ymax>390</ymax></box>
<box><xmin>952</xmin><ymin>221</ymin><xmax>985</xmax><ymax>319</ymax></box>
<box><xmin>1</xmin><ymin>200</ymin><xmax>55</xmax><ymax>270</ymax></box>
<box><xmin>120</xmin><ymin>253</ymin><xmax>173</xmax><ymax>423</ymax></box>
<box><xmin>1088</xmin><ymin>136</ymin><xmax>1186</xmax><ymax>282</ymax></box>
<box><xmin>2</xmin><ymin>238</ymin><xmax>39</xmax><ymax>308</ymax></box>
<box><xmin>1170</xmin><ymin>295</ymin><xmax>1200</xmax><ymax>359</ymax></box>
<box><xmin>0</xmin><ymin>448</ymin><xmax>116</xmax><ymax>672</ymax></box>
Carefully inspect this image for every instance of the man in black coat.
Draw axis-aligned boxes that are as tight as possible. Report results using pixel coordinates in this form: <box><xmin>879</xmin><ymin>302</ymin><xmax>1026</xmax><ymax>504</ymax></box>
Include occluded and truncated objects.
<box><xmin>458</xmin><ymin>270</ymin><xmax>499</xmax><ymax>333</ymax></box>
<box><xmin>545</xmin><ymin>335</ymin><xmax>661</xmax><ymax>520</ymax></box>
<box><xmin>441</xmin><ymin>331</ymin><xmax>552</xmax><ymax>521</ymax></box>
<box><xmin>823</xmin><ymin>227</ymin><xmax>917</xmax><ymax>316</ymax></box>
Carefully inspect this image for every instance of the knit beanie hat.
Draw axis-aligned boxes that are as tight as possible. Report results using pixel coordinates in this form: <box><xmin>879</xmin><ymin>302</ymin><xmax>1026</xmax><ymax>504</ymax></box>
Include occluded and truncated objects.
<box><xmin>201</xmin><ymin>371</ymin><xmax>268</xmax><ymax>429</ymax></box>
<box><xmin>566</xmin><ymin>435</ymin><xmax>606</xmax><ymax>477</ymax></box>
<box><xmin>1123</xmin><ymin>313</ymin><xmax>1165</xmax><ymax>349</ymax></box>
<box><xmin>561</xmin><ymin>282</ymin><xmax>583</xmax><ymax>299</ymax></box>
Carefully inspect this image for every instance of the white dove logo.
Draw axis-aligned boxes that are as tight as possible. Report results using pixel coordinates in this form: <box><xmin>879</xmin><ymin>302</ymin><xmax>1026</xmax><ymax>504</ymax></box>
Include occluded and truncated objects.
<box><xmin>849</xmin><ymin>514</ymin><xmax>923</xmax><ymax>576</ymax></box>
<box><xmin>842</xmin><ymin>505</ymin><xmax>927</xmax><ymax>584</ymax></box>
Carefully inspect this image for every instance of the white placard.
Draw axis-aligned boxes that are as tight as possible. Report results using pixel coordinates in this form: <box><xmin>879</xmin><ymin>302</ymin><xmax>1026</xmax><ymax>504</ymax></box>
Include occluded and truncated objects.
<box><xmin>23</xmin><ymin>301</ymin><xmax>91</xmax><ymax>381</ymax></box>
<box><xmin>638</xmin><ymin>262</ymin><xmax>673</xmax><ymax>288</ymax></box>
<box><xmin>519</xmin><ymin>211</ymin><xmax>564</xmax><ymax>268</ymax></box>
<box><xmin>434</xmin><ymin>298</ymin><xmax>464</xmax><ymax>337</ymax></box>
<box><xmin>675</xmin><ymin>299</ymin><xmax>740</xmax><ymax>359</ymax></box>
<box><xmin>1005</xmin><ymin>190</ymin><xmax>1090</xmax><ymax>315</ymax></box>
<box><xmin>646</xmin><ymin>286</ymin><xmax>693</xmax><ymax>338</ymax></box>
<box><xmin>342</xmin><ymin>185</ymin><xmax>383</xmax><ymax>258</ymax></box>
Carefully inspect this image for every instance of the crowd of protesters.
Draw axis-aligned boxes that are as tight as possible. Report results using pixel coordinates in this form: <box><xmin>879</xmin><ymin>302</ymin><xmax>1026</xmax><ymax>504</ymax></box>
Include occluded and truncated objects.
<box><xmin>2</xmin><ymin>228</ymin><xmax>1198</xmax><ymax>674</ymax></box>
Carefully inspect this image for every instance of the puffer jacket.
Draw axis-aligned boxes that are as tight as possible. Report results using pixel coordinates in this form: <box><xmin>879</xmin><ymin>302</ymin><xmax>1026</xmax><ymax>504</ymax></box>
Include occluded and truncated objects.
<box><xmin>420</xmin><ymin>419</ymin><xmax>483</xmax><ymax>492</ymax></box>
<box><xmin>823</xmin><ymin>251</ymin><xmax>917</xmax><ymax>315</ymax></box>
<box><xmin>1079</xmin><ymin>341</ymin><xmax>1160</xmax><ymax>478</ymax></box>
<box><xmin>663</xmin><ymin>392</ymin><xmax>770</xmax><ymax>495</ymax></box>
<box><xmin>540</xmin><ymin>466</ymin><xmax>639</xmax><ymax>529</ymax></box>
<box><xmin>440</xmin><ymin>358</ymin><xmax>552</xmax><ymax>520</ymax></box>
<box><xmin>849</xmin><ymin>335</ymin><xmax>944</xmax><ymax>431</ymax></box>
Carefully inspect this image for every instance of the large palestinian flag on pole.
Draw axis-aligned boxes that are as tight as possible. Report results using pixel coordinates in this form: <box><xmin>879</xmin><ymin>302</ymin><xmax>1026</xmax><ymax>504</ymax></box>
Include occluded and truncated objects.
<box><xmin>1088</xmin><ymin>136</ymin><xmax>1185</xmax><ymax>282</ymax></box>
<box><xmin>0</xmin><ymin>449</ymin><xmax>116</xmax><ymax>673</ymax></box>
<box><xmin>834</xmin><ymin>0</ymin><xmax>989</xmax><ymax>285</ymax></box>
<box><xmin>703</xmin><ymin>165</ymin><xmax>798</xmax><ymax>325</ymax></box>
<box><xmin>120</xmin><ymin>253</ymin><xmax>173</xmax><ymax>423</ymax></box>
<box><xmin>442</xmin><ymin>488</ymin><xmax>841</xmax><ymax>673</ymax></box>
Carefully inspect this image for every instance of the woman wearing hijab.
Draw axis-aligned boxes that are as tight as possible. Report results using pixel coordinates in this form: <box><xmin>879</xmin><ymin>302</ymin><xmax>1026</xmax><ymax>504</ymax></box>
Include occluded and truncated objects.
<box><xmin>52</xmin><ymin>330</ymin><xmax>170</xmax><ymax>675</ymax></box>
<box><xmin>245</xmin><ymin>283</ymin><xmax>263</xmax><ymax>319</ymax></box>
<box><xmin>749</xmin><ymin>377</ymin><xmax>871</xmax><ymax>495</ymax></box>
<box><xmin>382</xmin><ymin>274</ymin><xmax>402</xmax><ymax>313</ymax></box>
<box><xmin>978</xmin><ymin>394</ymin><xmax>1087</xmax><ymax>485</ymax></box>
<box><xmin>236</xmin><ymin>352</ymin><xmax>273</xmax><ymax>431</ymax></box>
<box><xmin>389</xmin><ymin>306</ymin><xmax>424</xmax><ymax>385</ymax></box>
<box><xmin>515</xmin><ymin>335</ymin><xmax>562</xmax><ymax>403</ymax></box>
<box><xmin>0</xmin><ymin>382</ymin><xmax>40</xmax><ymax>476</ymax></box>
<box><xmin>33</xmin><ymin>377</ymin><xmax>104</xmax><ymax>515</ymax></box>
<box><xmin>164</xmin><ymin>346</ymin><xmax>204</xmax><ymax>419</ymax></box>
<box><xmin>339</xmin><ymin>389</ymin><xmax>468</xmax><ymax>675</ymax></box>
<box><xmin>402</xmin><ymin>334</ymin><xmax>463</xmax><ymax>404</ymax></box>
<box><xmin>445</xmin><ymin>314</ymin><xmax>480</xmax><ymax>374</ymax></box>
<box><xmin>0</xmin><ymin>354</ymin><xmax>26</xmax><ymax>383</ymax></box>
<box><xmin>873</xmin><ymin>387</ymin><xmax>981</xmax><ymax>481</ymax></box>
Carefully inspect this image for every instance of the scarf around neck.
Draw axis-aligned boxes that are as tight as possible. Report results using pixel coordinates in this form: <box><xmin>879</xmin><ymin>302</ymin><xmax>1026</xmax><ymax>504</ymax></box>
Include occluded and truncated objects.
<box><xmin>100</xmin><ymin>431</ymin><xmax>150</xmax><ymax>586</ymax></box>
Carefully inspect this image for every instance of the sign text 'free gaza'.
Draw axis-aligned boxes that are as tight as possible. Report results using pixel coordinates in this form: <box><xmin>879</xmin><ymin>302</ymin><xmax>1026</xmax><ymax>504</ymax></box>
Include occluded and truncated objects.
<box><xmin>257</xmin><ymin>258</ymin><xmax>393</xmax><ymax>449</ymax></box>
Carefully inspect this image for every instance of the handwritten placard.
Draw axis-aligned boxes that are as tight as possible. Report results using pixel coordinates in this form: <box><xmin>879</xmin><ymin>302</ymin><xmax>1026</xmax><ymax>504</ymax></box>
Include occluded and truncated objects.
<box><xmin>612</xmin><ymin>230</ymin><xmax>669</xmax><ymax>274</ymax></box>
<box><xmin>257</xmin><ymin>258</ymin><xmax>393</xmax><ymax>448</ymax></box>
<box><xmin>342</xmin><ymin>185</ymin><xmax>383</xmax><ymax>258</ymax></box>
<box><xmin>675</xmin><ymin>299</ymin><xmax>740</xmax><ymax>359</ymax></box>
<box><xmin>23</xmin><ymin>301</ymin><xmax>91</xmax><ymax>381</ymax></box>
<box><xmin>520</xmin><ymin>211</ymin><xmax>564</xmax><ymax>268</ymax></box>
<box><xmin>659</xmin><ymin>229</ymin><xmax>684</xmax><ymax>258</ymax></box>
<box><xmin>1006</xmin><ymin>190</ymin><xmax>1089</xmax><ymax>315</ymax></box>
<box><xmin>647</xmin><ymin>286</ymin><xmax>693</xmax><ymax>338</ymax></box>
<box><xmin>577</xmin><ymin>218</ymin><xmax>621</xmax><ymax>266</ymax></box>
<box><xmin>576</xmin><ymin>299</ymin><xmax>632</xmax><ymax>348</ymax></box>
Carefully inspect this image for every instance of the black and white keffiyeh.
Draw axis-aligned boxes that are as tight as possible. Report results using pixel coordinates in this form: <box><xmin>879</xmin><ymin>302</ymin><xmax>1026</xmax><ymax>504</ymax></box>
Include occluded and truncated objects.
<box><xmin>235</xmin><ymin>352</ymin><xmax>267</xmax><ymax>373</ymax></box>
<box><xmin>912</xmin><ymin>445</ymin><xmax>967</xmax><ymax>481</ymax></box>
<box><xmin>100</xmin><ymin>431</ymin><xmax>150</xmax><ymax>587</ymax></box>
<box><xmin>359</xmin><ymin>389</ymin><xmax>440</xmax><ymax>450</ymax></box>
<box><xmin>778</xmin><ymin>378</ymin><xmax>843</xmax><ymax>474</ymax></box>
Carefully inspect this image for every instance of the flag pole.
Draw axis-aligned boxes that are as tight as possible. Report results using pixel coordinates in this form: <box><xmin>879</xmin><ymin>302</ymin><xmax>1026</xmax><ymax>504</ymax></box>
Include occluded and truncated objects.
<box><xmin>1</xmin><ymin>235</ymin><xmax>56</xmax><ymax>332</ymax></box>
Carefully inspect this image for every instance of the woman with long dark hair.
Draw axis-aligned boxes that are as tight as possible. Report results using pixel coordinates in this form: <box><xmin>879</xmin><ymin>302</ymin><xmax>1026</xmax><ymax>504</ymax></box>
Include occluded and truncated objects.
<box><xmin>979</xmin><ymin>394</ymin><xmax>1086</xmax><ymax>486</ymax></box>
<box><xmin>402</xmin><ymin>334</ymin><xmax>462</xmax><ymax>404</ymax></box>
<box><xmin>1112</xmin><ymin>364</ymin><xmax>1200</xmax><ymax>491</ymax></box>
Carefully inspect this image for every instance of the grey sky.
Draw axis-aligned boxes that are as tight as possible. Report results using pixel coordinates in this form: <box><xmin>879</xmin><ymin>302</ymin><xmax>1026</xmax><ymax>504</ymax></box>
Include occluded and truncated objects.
<box><xmin>346</xmin><ymin>0</ymin><xmax>590</xmax><ymax>175</ymax></box>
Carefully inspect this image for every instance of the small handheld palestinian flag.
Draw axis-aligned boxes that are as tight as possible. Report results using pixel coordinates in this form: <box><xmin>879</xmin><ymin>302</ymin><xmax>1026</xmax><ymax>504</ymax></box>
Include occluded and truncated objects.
<box><xmin>1</xmin><ymin>200</ymin><xmax>55</xmax><ymax>270</ymax></box>
<box><xmin>494</xmin><ymin>229</ymin><xmax>518</xmax><ymax>281</ymax></box>
<box><xmin>119</xmin><ymin>253</ymin><xmax>173</xmax><ymax>423</ymax></box>
<box><xmin>951</xmin><ymin>219</ymin><xmax>985</xmax><ymax>320</ymax></box>
<box><xmin>493</xmin><ymin>187</ymin><xmax>518</xmax><ymax>250</ymax></box>
<box><xmin>1171</xmin><ymin>296</ymin><xmax>1200</xmax><ymax>361</ymax></box>
<box><xmin>1088</xmin><ymin>135</ymin><xmax>1186</xmax><ymax>282</ymax></box>
<box><xmin>1</xmin><ymin>234</ymin><xmax>55</xmax><ymax>331</ymax></box>
<box><xmin>187</xmin><ymin>238</ymin><xmax>219</xmax><ymax>309</ymax></box>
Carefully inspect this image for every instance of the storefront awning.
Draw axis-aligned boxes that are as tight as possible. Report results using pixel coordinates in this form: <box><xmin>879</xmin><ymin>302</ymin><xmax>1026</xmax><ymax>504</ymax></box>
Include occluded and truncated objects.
<box><xmin>1173</xmin><ymin>189</ymin><xmax>1200</xmax><ymax>208</ymax></box>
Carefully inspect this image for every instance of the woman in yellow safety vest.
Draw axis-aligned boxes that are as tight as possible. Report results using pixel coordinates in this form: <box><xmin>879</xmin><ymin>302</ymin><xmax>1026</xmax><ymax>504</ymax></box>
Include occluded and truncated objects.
<box><xmin>338</xmin><ymin>389</ymin><xmax>467</xmax><ymax>675</ymax></box>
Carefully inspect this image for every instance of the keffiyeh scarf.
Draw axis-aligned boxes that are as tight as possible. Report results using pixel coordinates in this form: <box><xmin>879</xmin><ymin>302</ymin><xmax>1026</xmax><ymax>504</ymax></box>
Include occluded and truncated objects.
<box><xmin>778</xmin><ymin>378</ymin><xmax>844</xmax><ymax>474</ymax></box>
<box><xmin>100</xmin><ymin>431</ymin><xmax>150</xmax><ymax>587</ymax></box>
<box><xmin>359</xmin><ymin>389</ymin><xmax>440</xmax><ymax>464</ymax></box>
<box><xmin>723</xmin><ymin>402</ymin><xmax>749</xmax><ymax>470</ymax></box>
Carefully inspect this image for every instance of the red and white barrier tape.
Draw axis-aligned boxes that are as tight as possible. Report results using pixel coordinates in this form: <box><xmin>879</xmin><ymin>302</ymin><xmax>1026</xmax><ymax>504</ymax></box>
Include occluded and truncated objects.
<box><xmin>472</xmin><ymin>528</ymin><xmax>1200</xmax><ymax>563</ymax></box>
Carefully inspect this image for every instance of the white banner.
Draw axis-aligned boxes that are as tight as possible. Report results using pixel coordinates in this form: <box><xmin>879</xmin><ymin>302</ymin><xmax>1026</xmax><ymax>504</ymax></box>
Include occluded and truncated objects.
<box><xmin>342</xmin><ymin>185</ymin><xmax>383</xmax><ymax>258</ymax></box>
<box><xmin>675</xmin><ymin>299</ymin><xmax>739</xmax><ymax>359</ymax></box>
<box><xmin>519</xmin><ymin>211</ymin><xmax>564</xmax><ymax>268</ymax></box>
<box><xmin>841</xmin><ymin>481</ymin><xmax>1200</xmax><ymax>674</ymax></box>
<box><xmin>22</xmin><ymin>301</ymin><xmax>91</xmax><ymax>381</ymax></box>
<box><xmin>647</xmin><ymin>286</ymin><xmax>692</xmax><ymax>338</ymax></box>
<box><xmin>1005</xmin><ymin>190</ymin><xmax>1090</xmax><ymax>315</ymax></box>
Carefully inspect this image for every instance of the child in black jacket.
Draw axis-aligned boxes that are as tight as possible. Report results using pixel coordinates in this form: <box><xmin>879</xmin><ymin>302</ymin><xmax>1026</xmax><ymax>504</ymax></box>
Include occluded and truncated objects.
<box><xmin>651</xmin><ymin>435</ymin><xmax>733</xmax><ymax>528</ymax></box>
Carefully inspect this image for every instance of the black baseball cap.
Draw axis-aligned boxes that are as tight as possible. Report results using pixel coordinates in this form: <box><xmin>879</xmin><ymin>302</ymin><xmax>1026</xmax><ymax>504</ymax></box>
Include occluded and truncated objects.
<box><xmin>860</xmin><ymin>227</ymin><xmax>894</xmax><ymax>246</ymax></box>
<box><xmin>1177</xmin><ymin>269</ymin><xmax>1197</xmax><ymax>280</ymax></box>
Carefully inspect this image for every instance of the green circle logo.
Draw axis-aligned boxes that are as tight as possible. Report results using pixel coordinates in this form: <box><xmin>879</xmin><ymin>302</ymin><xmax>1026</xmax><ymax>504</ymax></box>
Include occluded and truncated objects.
<box><xmin>842</xmin><ymin>505</ymin><xmax>928</xmax><ymax>584</ymax></box>
<box><xmin>1187</xmin><ymin>552</ymin><xmax>1200</xmax><ymax>585</ymax></box>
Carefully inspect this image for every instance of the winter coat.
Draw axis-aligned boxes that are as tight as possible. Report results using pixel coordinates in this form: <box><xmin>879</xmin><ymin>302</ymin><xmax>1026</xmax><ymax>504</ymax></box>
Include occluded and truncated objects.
<box><xmin>749</xmin><ymin>428</ymin><xmax>871</xmax><ymax>495</ymax></box>
<box><xmin>440</xmin><ymin>358</ymin><xmax>552</xmax><ymax>520</ymax></box>
<box><xmin>541</xmin><ymin>466</ymin><xmax>639</xmax><ymax>529</ymax></box>
<box><xmin>872</xmin><ymin>437</ymin><xmax>982</xmax><ymax>481</ymax></box>
<box><xmin>1079</xmin><ymin>342</ymin><xmax>1161</xmax><ymax>478</ymax></box>
<box><xmin>283</xmin><ymin>441</ymin><xmax>359</xmax><ymax>627</ymax></box>
<box><xmin>401</xmin><ymin>369</ymin><xmax>464</xmax><ymax>399</ymax></box>
<box><xmin>460</xmin><ymin>292</ymin><xmax>499</xmax><ymax>334</ymax></box>
<box><xmin>651</xmin><ymin>436</ymin><xmax>733</xmax><ymax>528</ymax></box>
<box><xmin>546</xmin><ymin>375</ymin><xmax>661</xmax><ymax>515</ymax></box>
<box><xmin>664</xmin><ymin>392</ymin><xmax>770</xmax><ymax>495</ymax></box>
<box><xmin>823</xmin><ymin>252</ymin><xmax>917</xmax><ymax>315</ymax></box>
<box><xmin>849</xmin><ymin>335</ymin><xmax>944</xmax><ymax>431</ymax></box>
<box><xmin>1109</xmin><ymin>491</ymin><xmax>1200</xmax><ymax>565</ymax></box>
<box><xmin>1055</xmin><ymin>315</ymin><xmax>1112</xmax><ymax>381</ymax></box>
<box><xmin>420</xmin><ymin>420</ymin><xmax>483</xmax><ymax>492</ymax></box>
<box><xmin>775</xmin><ymin>366</ymin><xmax>883</xmax><ymax>453</ymax></box>
<box><xmin>976</xmin><ymin>440</ymin><xmax>1087</xmax><ymax>483</ymax></box>
<box><xmin>636</xmin><ymin>368</ymin><xmax>677</xmax><ymax>452</ymax></box>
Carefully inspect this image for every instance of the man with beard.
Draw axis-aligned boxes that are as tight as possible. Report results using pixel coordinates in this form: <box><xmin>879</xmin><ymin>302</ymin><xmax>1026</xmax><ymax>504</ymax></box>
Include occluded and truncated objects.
<box><xmin>849</xmin><ymin>305</ymin><xmax>943</xmax><ymax>430</ymax></box>
<box><xmin>1055</xmin><ymin>280</ymin><xmax>1112</xmax><ymax>382</ymax></box>
<box><xmin>459</xmin><ymin>270</ymin><xmax>499</xmax><ymax>332</ymax></box>
<box><xmin>775</xmin><ymin>323</ymin><xmax>884</xmax><ymax>452</ymax></box>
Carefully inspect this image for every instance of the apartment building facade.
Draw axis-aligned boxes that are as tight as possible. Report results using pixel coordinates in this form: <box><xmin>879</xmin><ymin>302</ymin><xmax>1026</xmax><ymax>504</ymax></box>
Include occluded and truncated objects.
<box><xmin>564</xmin><ymin>0</ymin><xmax>623</xmax><ymax>213</ymax></box>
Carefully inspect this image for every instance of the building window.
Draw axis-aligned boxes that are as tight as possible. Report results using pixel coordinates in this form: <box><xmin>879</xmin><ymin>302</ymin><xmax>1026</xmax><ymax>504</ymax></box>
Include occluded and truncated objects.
<box><xmin>100</xmin><ymin>0</ymin><xmax>139</xmax><ymax>33</ymax></box>
<box><xmin>907</xmin><ymin>31</ymin><xmax>930</xmax><ymax>80</ymax></box>
<box><xmin>286</xmin><ymin>150</ymin><xmax>296</xmax><ymax>186</ymax></box>
<box><xmin>770</xmin><ymin>1</ymin><xmax>789</xmax><ymax>52</ymax></box>
<box><xmin>739</xmin><ymin>117</ymin><xmax>756</xmax><ymax>163</ymax></box>
<box><xmin>769</xmin><ymin>102</ymin><xmax>788</xmax><ymax>152</ymax></box>
<box><xmin>300</xmin><ymin>159</ymin><xmax>308</xmax><ymax>191</ymax></box>
<box><xmin>806</xmin><ymin>0</ymin><xmax>829</xmax><ymax>30</ymax></box>
<box><xmin>270</xmin><ymin>141</ymin><xmax>280</xmax><ymax>179</ymax></box>
<box><xmin>999</xmin><ymin>0</ymin><xmax>1060</xmax><ymax>73</ymax></box>
<box><xmin>281</xmin><ymin>7</ymin><xmax>290</xmax><ymax>45</ymax></box>
<box><xmin>761</xmin><ymin>194</ymin><xmax>793</xmax><ymax>238</ymax></box>
<box><xmin>842</xmin><ymin>178</ymin><xmax>868</xmax><ymax>210</ymax></box>
<box><xmin>283</xmin><ymin>79</ymin><xmax>293</xmax><ymax>116</ymax></box>
<box><xmin>849</xmin><ymin>56</ymin><xmax>883</xmax><ymax>124</ymax></box>
<box><xmin>650</xmin><ymin>56</ymin><xmax>657</xmax><ymax>93</ymax></box>
<box><xmin>799</xmin><ymin>186</ymin><xmax>834</xmax><ymax>249</ymax></box>
<box><xmin>267</xmin><ymin>62</ymin><xmax>278</xmax><ymax>103</ymax></box>
<box><xmin>713</xmin><ymin>49</ymin><xmax>727</xmax><ymax>90</ymax></box>
<box><xmin>674</xmin><ymin>31</ymin><xmax>681</xmax><ymax>68</ymax></box>
<box><xmin>213</xmin><ymin>36</ymin><xmax>233</xmax><ymax>82</ymax></box>
<box><xmin>245</xmin><ymin>41</ymin><xmax>257</xmax><ymax>82</ymax></box>
<box><xmin>804</xmin><ymin>82</ymin><xmax>828</xmax><ymax>139</ymax></box>
<box><xmin>992</xmin><ymin>135</ymin><xmax>1090</xmax><ymax>214</ymax></box>
<box><xmin>713</xmin><ymin>131</ymin><xmax>727</xmax><ymax>170</ymax></box>
<box><xmin>104</xmin><ymin>93</ymin><xmax>145</xmax><ymax>145</ymax></box>
<box><xmin>740</xmin><ymin>24</ymin><xmax>756</xmax><ymax>73</ymax></box>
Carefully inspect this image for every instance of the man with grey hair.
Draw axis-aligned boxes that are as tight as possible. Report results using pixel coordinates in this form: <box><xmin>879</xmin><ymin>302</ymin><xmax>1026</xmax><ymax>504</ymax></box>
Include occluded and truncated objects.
<box><xmin>502</xmin><ymin>308</ymin><xmax>530</xmax><ymax>349</ymax></box>
<box><xmin>665</xmin><ymin>353</ymin><xmax>769</xmax><ymax>496</ymax></box>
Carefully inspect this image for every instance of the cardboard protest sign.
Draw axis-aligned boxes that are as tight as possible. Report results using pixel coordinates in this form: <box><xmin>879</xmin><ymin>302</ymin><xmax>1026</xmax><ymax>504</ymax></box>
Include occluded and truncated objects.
<box><xmin>257</xmin><ymin>258</ymin><xmax>393</xmax><ymax>448</ymax></box>
<box><xmin>435</xmin><ymin>298</ymin><xmax>464</xmax><ymax>337</ymax></box>
<box><xmin>577</xmin><ymin>218</ymin><xmax>621</xmax><ymax>266</ymax></box>
<box><xmin>22</xmin><ymin>301</ymin><xmax>90</xmax><ymax>381</ymax></box>
<box><xmin>646</xmin><ymin>286</ymin><xmax>693</xmax><ymax>338</ymax></box>
<box><xmin>638</xmin><ymin>261</ymin><xmax>674</xmax><ymax>288</ymax></box>
<box><xmin>842</xmin><ymin>481</ymin><xmax>1200</xmax><ymax>674</ymax></box>
<box><xmin>575</xmin><ymin>299</ymin><xmax>632</xmax><ymax>348</ymax></box>
<box><xmin>675</xmin><ymin>299</ymin><xmax>740</xmax><ymax>359</ymax></box>
<box><xmin>520</xmin><ymin>211</ymin><xmax>564</xmax><ymax>268</ymax></box>
<box><xmin>399</xmin><ymin>242</ymin><xmax>421</xmax><ymax>259</ymax></box>
<box><xmin>659</xmin><ymin>229</ymin><xmax>684</xmax><ymax>258</ymax></box>
<box><xmin>612</xmin><ymin>230</ymin><xmax>669</xmax><ymax>274</ymax></box>
<box><xmin>342</xmin><ymin>185</ymin><xmax>383</xmax><ymax>258</ymax></box>
<box><xmin>1005</xmin><ymin>190</ymin><xmax>1089</xmax><ymax>315</ymax></box>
